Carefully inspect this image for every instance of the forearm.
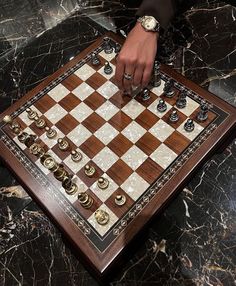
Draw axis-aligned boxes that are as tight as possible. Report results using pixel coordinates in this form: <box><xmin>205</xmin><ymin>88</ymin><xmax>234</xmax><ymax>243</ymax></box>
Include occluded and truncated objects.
<box><xmin>137</xmin><ymin>0</ymin><xmax>183</xmax><ymax>29</ymax></box>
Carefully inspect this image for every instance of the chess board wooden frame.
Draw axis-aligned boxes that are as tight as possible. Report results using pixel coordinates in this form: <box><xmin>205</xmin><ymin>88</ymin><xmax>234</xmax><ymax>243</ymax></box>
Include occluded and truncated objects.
<box><xmin>1</xmin><ymin>32</ymin><xmax>236</xmax><ymax>278</ymax></box>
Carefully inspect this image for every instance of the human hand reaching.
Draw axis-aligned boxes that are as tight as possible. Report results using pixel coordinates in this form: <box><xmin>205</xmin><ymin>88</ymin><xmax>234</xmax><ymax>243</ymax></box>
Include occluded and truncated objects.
<box><xmin>115</xmin><ymin>22</ymin><xmax>158</xmax><ymax>93</ymax></box>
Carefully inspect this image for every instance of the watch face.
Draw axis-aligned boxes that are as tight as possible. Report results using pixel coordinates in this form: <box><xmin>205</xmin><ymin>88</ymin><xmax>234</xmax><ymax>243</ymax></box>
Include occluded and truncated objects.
<box><xmin>143</xmin><ymin>16</ymin><xmax>157</xmax><ymax>30</ymax></box>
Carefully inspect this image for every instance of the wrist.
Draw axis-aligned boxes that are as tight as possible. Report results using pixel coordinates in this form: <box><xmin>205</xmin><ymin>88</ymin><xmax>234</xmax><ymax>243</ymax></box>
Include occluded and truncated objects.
<box><xmin>135</xmin><ymin>22</ymin><xmax>159</xmax><ymax>39</ymax></box>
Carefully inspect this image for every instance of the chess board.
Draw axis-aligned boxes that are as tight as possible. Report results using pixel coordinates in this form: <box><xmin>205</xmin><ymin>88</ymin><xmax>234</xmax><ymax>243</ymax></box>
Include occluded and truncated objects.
<box><xmin>0</xmin><ymin>32</ymin><xmax>236</xmax><ymax>277</ymax></box>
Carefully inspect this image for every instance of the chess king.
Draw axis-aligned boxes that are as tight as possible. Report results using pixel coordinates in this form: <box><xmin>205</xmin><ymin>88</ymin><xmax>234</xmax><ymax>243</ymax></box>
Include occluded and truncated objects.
<box><xmin>115</xmin><ymin>0</ymin><xmax>183</xmax><ymax>92</ymax></box>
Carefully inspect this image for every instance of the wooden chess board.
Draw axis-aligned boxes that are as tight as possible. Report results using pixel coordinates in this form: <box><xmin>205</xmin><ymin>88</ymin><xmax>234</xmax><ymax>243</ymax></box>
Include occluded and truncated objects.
<box><xmin>0</xmin><ymin>32</ymin><xmax>236</xmax><ymax>277</ymax></box>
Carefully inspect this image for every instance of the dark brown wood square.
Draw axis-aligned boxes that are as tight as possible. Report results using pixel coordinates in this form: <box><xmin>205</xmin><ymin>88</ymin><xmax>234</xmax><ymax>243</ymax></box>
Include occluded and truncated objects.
<box><xmin>110</xmin><ymin>91</ymin><xmax>132</xmax><ymax>109</ymax></box>
<box><xmin>190</xmin><ymin>107</ymin><xmax>217</xmax><ymax>128</ymax></box>
<box><xmin>87</xmin><ymin>55</ymin><xmax>106</xmax><ymax>71</ymax></box>
<box><xmin>83</xmin><ymin>91</ymin><xmax>106</xmax><ymax>111</ymax></box>
<box><xmin>105</xmin><ymin>188</ymin><xmax>135</xmax><ymax>218</ymax></box>
<box><xmin>82</xmin><ymin>112</ymin><xmax>106</xmax><ymax>133</ymax></box>
<box><xmin>135</xmin><ymin>89</ymin><xmax>158</xmax><ymax>108</ymax></box>
<box><xmin>55</xmin><ymin>113</ymin><xmax>79</xmax><ymax>134</ymax></box>
<box><xmin>108</xmin><ymin>111</ymin><xmax>132</xmax><ymax>132</ymax></box>
<box><xmin>59</xmin><ymin>93</ymin><xmax>81</xmax><ymax>112</ymax></box>
<box><xmin>106</xmin><ymin>159</ymin><xmax>133</xmax><ymax>186</ymax></box>
<box><xmin>135</xmin><ymin>132</ymin><xmax>161</xmax><ymax>156</ymax></box>
<box><xmin>34</xmin><ymin>94</ymin><xmax>56</xmax><ymax>114</ymax></box>
<box><xmin>79</xmin><ymin>135</ymin><xmax>105</xmax><ymax>159</ymax></box>
<box><xmin>107</xmin><ymin>133</ymin><xmax>133</xmax><ymax>157</ymax></box>
<box><xmin>73</xmin><ymin>189</ymin><xmax>103</xmax><ymax>220</ymax></box>
<box><xmin>29</xmin><ymin>115</ymin><xmax>53</xmax><ymax>137</ymax></box>
<box><xmin>164</xmin><ymin>130</ymin><xmax>191</xmax><ymax>155</ymax></box>
<box><xmin>62</xmin><ymin>74</ymin><xmax>83</xmax><ymax>91</ymax></box>
<box><xmin>136</xmin><ymin>109</ymin><xmax>159</xmax><ymax>130</ymax></box>
<box><xmin>136</xmin><ymin>158</ymin><xmax>164</xmax><ymax>184</ymax></box>
<box><xmin>160</xmin><ymin>88</ymin><xmax>179</xmax><ymax>106</ymax></box>
<box><xmin>86</xmin><ymin>72</ymin><xmax>107</xmax><ymax>90</ymax></box>
<box><xmin>162</xmin><ymin>107</ymin><xmax>187</xmax><ymax>129</ymax></box>
<box><xmin>76</xmin><ymin>160</ymin><xmax>103</xmax><ymax>187</ymax></box>
<box><xmin>51</xmin><ymin>137</ymin><xmax>77</xmax><ymax>160</ymax></box>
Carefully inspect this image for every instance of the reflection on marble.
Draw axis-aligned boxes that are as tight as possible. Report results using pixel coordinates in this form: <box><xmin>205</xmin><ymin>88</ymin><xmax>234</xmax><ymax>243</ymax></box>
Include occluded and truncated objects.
<box><xmin>0</xmin><ymin>0</ymin><xmax>236</xmax><ymax>285</ymax></box>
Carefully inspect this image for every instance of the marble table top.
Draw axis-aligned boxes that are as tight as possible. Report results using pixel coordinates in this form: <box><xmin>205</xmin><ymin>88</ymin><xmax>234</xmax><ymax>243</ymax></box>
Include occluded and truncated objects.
<box><xmin>0</xmin><ymin>1</ymin><xmax>235</xmax><ymax>285</ymax></box>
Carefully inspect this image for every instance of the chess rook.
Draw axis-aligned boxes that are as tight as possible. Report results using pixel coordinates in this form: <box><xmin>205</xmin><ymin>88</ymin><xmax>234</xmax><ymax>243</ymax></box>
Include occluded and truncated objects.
<box><xmin>103</xmin><ymin>37</ymin><xmax>113</xmax><ymax>54</ymax></box>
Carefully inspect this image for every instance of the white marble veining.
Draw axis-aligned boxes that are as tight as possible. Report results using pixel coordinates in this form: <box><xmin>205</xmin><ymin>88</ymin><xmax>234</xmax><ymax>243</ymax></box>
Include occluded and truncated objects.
<box><xmin>150</xmin><ymin>143</ymin><xmax>177</xmax><ymax>169</ymax></box>
<box><xmin>48</xmin><ymin>84</ymin><xmax>70</xmax><ymax>102</ymax></box>
<box><xmin>121</xmin><ymin>172</ymin><xmax>149</xmax><ymax>201</ymax></box>
<box><xmin>121</xmin><ymin>121</ymin><xmax>146</xmax><ymax>143</ymax></box>
<box><xmin>150</xmin><ymin>80</ymin><xmax>165</xmax><ymax>96</ymax></box>
<box><xmin>97</xmin><ymin>80</ymin><xmax>119</xmax><ymax>98</ymax></box>
<box><xmin>44</xmin><ymin>104</ymin><xmax>68</xmax><ymax>124</ymax></box>
<box><xmin>67</xmin><ymin>125</ymin><xmax>92</xmax><ymax>147</ymax></box>
<box><xmin>149</xmin><ymin>119</ymin><xmax>175</xmax><ymax>142</ymax></box>
<box><xmin>93</xmin><ymin>146</ymin><xmax>118</xmax><ymax>172</ymax></box>
<box><xmin>95</xmin><ymin>100</ymin><xmax>119</xmax><ymax>121</ymax></box>
<box><xmin>94</xmin><ymin>122</ymin><xmax>119</xmax><ymax>145</ymax></box>
<box><xmin>72</xmin><ymin>82</ymin><xmax>95</xmax><ymax>101</ymax></box>
<box><xmin>69</xmin><ymin>102</ymin><xmax>93</xmax><ymax>122</ymax></box>
<box><xmin>121</xmin><ymin>99</ymin><xmax>145</xmax><ymax>120</ymax></box>
<box><xmin>74</xmin><ymin>63</ymin><xmax>96</xmax><ymax>81</ymax></box>
<box><xmin>121</xmin><ymin>145</ymin><xmax>148</xmax><ymax>170</ymax></box>
<box><xmin>99</xmin><ymin>50</ymin><xmax>116</xmax><ymax>62</ymax></box>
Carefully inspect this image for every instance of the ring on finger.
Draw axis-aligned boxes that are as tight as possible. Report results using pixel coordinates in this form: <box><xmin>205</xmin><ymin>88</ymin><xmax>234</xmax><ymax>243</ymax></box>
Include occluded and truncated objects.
<box><xmin>123</xmin><ymin>72</ymin><xmax>133</xmax><ymax>81</ymax></box>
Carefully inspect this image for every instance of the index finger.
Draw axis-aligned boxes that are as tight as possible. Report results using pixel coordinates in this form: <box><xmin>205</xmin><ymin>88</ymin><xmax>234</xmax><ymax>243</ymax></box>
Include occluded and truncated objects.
<box><xmin>115</xmin><ymin>57</ymin><xmax>125</xmax><ymax>90</ymax></box>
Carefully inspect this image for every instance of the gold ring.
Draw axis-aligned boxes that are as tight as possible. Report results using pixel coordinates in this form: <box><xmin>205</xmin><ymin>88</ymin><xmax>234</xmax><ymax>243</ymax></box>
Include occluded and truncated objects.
<box><xmin>123</xmin><ymin>73</ymin><xmax>133</xmax><ymax>80</ymax></box>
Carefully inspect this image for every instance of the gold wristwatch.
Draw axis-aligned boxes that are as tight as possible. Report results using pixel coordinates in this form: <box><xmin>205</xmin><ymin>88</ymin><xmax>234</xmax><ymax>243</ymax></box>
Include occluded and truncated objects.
<box><xmin>137</xmin><ymin>16</ymin><xmax>160</xmax><ymax>33</ymax></box>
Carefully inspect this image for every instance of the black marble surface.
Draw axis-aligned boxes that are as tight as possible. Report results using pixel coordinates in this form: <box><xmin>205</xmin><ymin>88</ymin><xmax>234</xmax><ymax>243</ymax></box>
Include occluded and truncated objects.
<box><xmin>0</xmin><ymin>1</ymin><xmax>236</xmax><ymax>285</ymax></box>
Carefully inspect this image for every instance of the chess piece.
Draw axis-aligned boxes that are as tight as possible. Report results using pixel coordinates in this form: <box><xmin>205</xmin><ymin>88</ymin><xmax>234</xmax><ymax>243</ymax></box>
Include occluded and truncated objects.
<box><xmin>54</xmin><ymin>164</ymin><xmax>69</xmax><ymax>181</ymax></box>
<box><xmin>163</xmin><ymin>79</ymin><xmax>175</xmax><ymax>98</ymax></box>
<box><xmin>71</xmin><ymin>150</ymin><xmax>83</xmax><ymax>162</ymax></box>
<box><xmin>97</xmin><ymin>177</ymin><xmax>109</xmax><ymax>190</ymax></box>
<box><xmin>91</xmin><ymin>52</ymin><xmax>100</xmax><ymax>66</ymax></box>
<box><xmin>104</xmin><ymin>61</ymin><xmax>113</xmax><ymax>75</ymax></box>
<box><xmin>62</xmin><ymin>175</ymin><xmax>78</xmax><ymax>195</ymax></box>
<box><xmin>152</xmin><ymin>61</ymin><xmax>161</xmax><ymax>87</ymax></box>
<box><xmin>95</xmin><ymin>209</ymin><xmax>110</xmax><ymax>225</ymax></box>
<box><xmin>78</xmin><ymin>192</ymin><xmax>93</xmax><ymax>209</ymax></box>
<box><xmin>84</xmin><ymin>164</ymin><xmax>96</xmax><ymax>177</ymax></box>
<box><xmin>184</xmin><ymin>119</ymin><xmax>195</xmax><ymax>132</ymax></box>
<box><xmin>157</xmin><ymin>99</ymin><xmax>167</xmax><ymax>112</ymax></box>
<box><xmin>176</xmin><ymin>91</ymin><xmax>187</xmax><ymax>109</ymax></box>
<box><xmin>42</xmin><ymin>156</ymin><xmax>57</xmax><ymax>170</ymax></box>
<box><xmin>3</xmin><ymin>115</ymin><xmax>13</xmax><ymax>124</ymax></box>
<box><xmin>18</xmin><ymin>132</ymin><xmax>29</xmax><ymax>144</ymax></box>
<box><xmin>29</xmin><ymin>143</ymin><xmax>45</xmax><ymax>158</ymax></box>
<box><xmin>114</xmin><ymin>42</ymin><xmax>121</xmax><ymax>53</ymax></box>
<box><xmin>141</xmin><ymin>88</ymin><xmax>150</xmax><ymax>101</ymax></box>
<box><xmin>3</xmin><ymin>115</ymin><xmax>21</xmax><ymax>134</ymax></box>
<box><xmin>26</xmin><ymin>108</ymin><xmax>37</xmax><ymax>120</ymax></box>
<box><xmin>58</xmin><ymin>138</ymin><xmax>69</xmax><ymax>151</ymax></box>
<box><xmin>24</xmin><ymin>134</ymin><xmax>37</xmax><ymax>148</ymax></box>
<box><xmin>35</xmin><ymin>117</ymin><xmax>46</xmax><ymax>129</ymax></box>
<box><xmin>115</xmin><ymin>194</ymin><xmax>126</xmax><ymax>206</ymax></box>
<box><xmin>45</xmin><ymin>126</ymin><xmax>57</xmax><ymax>139</ymax></box>
<box><xmin>197</xmin><ymin>102</ymin><xmax>209</xmax><ymax>122</ymax></box>
<box><xmin>169</xmin><ymin>110</ymin><xmax>179</xmax><ymax>123</ymax></box>
<box><xmin>103</xmin><ymin>37</ymin><xmax>113</xmax><ymax>54</ymax></box>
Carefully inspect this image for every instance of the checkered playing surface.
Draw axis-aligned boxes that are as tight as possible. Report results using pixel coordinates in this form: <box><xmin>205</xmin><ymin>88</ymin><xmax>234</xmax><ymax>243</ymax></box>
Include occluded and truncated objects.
<box><xmin>13</xmin><ymin>48</ymin><xmax>216</xmax><ymax>237</ymax></box>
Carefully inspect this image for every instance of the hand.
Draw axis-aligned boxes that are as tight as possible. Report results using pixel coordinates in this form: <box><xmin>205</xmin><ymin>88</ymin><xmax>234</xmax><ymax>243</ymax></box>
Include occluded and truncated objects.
<box><xmin>115</xmin><ymin>22</ymin><xmax>158</xmax><ymax>93</ymax></box>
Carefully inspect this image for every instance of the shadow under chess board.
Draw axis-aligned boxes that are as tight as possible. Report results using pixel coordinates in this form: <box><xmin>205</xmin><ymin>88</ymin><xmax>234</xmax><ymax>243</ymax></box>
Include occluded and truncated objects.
<box><xmin>0</xmin><ymin>32</ymin><xmax>236</xmax><ymax>277</ymax></box>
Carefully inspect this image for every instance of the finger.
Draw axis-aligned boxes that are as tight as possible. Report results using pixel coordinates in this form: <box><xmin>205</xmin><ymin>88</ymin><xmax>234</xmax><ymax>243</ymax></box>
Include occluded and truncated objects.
<box><xmin>141</xmin><ymin>62</ymin><xmax>153</xmax><ymax>88</ymax></box>
<box><xmin>115</xmin><ymin>57</ymin><xmax>125</xmax><ymax>90</ymax></box>
<box><xmin>133</xmin><ymin>62</ymin><xmax>145</xmax><ymax>87</ymax></box>
<box><xmin>123</xmin><ymin>64</ymin><xmax>135</xmax><ymax>93</ymax></box>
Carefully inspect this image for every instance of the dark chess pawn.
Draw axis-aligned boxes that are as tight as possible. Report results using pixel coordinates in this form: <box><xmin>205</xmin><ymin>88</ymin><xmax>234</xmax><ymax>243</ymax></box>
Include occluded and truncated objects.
<box><xmin>184</xmin><ymin>119</ymin><xmax>195</xmax><ymax>132</ymax></box>
<box><xmin>141</xmin><ymin>88</ymin><xmax>150</xmax><ymax>101</ymax></box>
<box><xmin>104</xmin><ymin>61</ymin><xmax>113</xmax><ymax>75</ymax></box>
<box><xmin>152</xmin><ymin>61</ymin><xmax>161</xmax><ymax>87</ymax></box>
<box><xmin>103</xmin><ymin>37</ymin><xmax>113</xmax><ymax>54</ymax></box>
<box><xmin>197</xmin><ymin>102</ymin><xmax>209</xmax><ymax>122</ymax></box>
<box><xmin>157</xmin><ymin>99</ymin><xmax>167</xmax><ymax>112</ymax></box>
<box><xmin>169</xmin><ymin>109</ymin><xmax>179</xmax><ymax>122</ymax></box>
<box><xmin>114</xmin><ymin>43</ymin><xmax>121</xmax><ymax>53</ymax></box>
<box><xmin>176</xmin><ymin>91</ymin><xmax>187</xmax><ymax>109</ymax></box>
<box><xmin>91</xmin><ymin>52</ymin><xmax>100</xmax><ymax>66</ymax></box>
<box><xmin>163</xmin><ymin>79</ymin><xmax>175</xmax><ymax>98</ymax></box>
